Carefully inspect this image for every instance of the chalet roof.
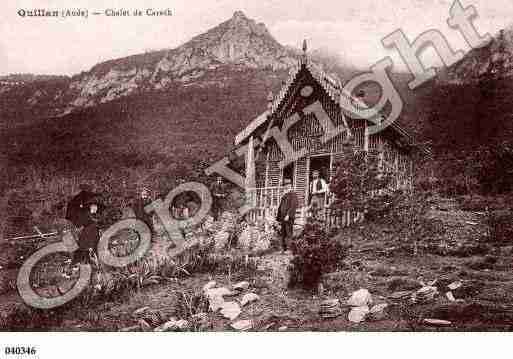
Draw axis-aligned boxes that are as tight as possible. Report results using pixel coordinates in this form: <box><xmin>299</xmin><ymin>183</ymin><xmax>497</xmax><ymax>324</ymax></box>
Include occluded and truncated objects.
<box><xmin>234</xmin><ymin>54</ymin><xmax>430</xmax><ymax>155</ymax></box>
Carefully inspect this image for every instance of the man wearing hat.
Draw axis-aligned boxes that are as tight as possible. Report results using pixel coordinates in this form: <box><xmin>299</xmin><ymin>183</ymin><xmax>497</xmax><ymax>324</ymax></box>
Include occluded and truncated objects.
<box><xmin>210</xmin><ymin>176</ymin><xmax>228</xmax><ymax>221</ymax></box>
<box><xmin>276</xmin><ymin>178</ymin><xmax>298</xmax><ymax>252</ymax></box>
<box><xmin>133</xmin><ymin>187</ymin><xmax>154</xmax><ymax>233</ymax></box>
<box><xmin>64</xmin><ymin>186</ymin><xmax>102</xmax><ymax>277</ymax></box>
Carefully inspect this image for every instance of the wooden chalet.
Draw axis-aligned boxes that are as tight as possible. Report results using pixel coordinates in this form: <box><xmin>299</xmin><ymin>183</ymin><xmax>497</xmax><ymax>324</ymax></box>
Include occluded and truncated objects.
<box><xmin>234</xmin><ymin>43</ymin><xmax>424</xmax><ymax>227</ymax></box>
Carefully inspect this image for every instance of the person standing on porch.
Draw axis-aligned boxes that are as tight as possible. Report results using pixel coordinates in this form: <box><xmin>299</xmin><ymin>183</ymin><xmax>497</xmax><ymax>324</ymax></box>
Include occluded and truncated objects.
<box><xmin>276</xmin><ymin>179</ymin><xmax>298</xmax><ymax>252</ymax></box>
<box><xmin>309</xmin><ymin>170</ymin><xmax>328</xmax><ymax>217</ymax></box>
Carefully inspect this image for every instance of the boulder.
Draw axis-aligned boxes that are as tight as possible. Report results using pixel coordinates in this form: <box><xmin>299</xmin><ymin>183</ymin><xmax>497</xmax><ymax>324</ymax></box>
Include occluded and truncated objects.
<box><xmin>154</xmin><ymin>319</ymin><xmax>190</xmax><ymax>332</ymax></box>
<box><xmin>369</xmin><ymin>303</ymin><xmax>388</xmax><ymax>321</ymax></box>
<box><xmin>202</xmin><ymin>281</ymin><xmax>217</xmax><ymax>293</ymax></box>
<box><xmin>423</xmin><ymin>318</ymin><xmax>452</xmax><ymax>327</ymax></box>
<box><xmin>233</xmin><ymin>281</ymin><xmax>250</xmax><ymax>291</ymax></box>
<box><xmin>413</xmin><ymin>286</ymin><xmax>438</xmax><ymax>304</ymax></box>
<box><xmin>205</xmin><ymin>286</ymin><xmax>234</xmax><ymax>312</ymax></box>
<box><xmin>231</xmin><ymin>320</ymin><xmax>253</xmax><ymax>331</ymax></box>
<box><xmin>347</xmin><ymin>289</ymin><xmax>373</xmax><ymax>307</ymax></box>
<box><xmin>348</xmin><ymin>306</ymin><xmax>369</xmax><ymax>323</ymax></box>
<box><xmin>220</xmin><ymin>302</ymin><xmax>241</xmax><ymax>320</ymax></box>
<box><xmin>241</xmin><ymin>293</ymin><xmax>260</xmax><ymax>307</ymax></box>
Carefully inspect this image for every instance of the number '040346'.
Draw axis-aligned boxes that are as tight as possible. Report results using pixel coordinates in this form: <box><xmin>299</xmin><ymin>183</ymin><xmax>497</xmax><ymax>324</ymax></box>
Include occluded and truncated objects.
<box><xmin>4</xmin><ymin>346</ymin><xmax>37</xmax><ymax>355</ymax></box>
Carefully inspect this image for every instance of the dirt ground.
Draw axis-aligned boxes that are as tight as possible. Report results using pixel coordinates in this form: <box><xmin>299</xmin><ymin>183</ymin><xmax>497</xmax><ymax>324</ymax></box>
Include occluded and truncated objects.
<box><xmin>1</xmin><ymin>203</ymin><xmax>512</xmax><ymax>331</ymax></box>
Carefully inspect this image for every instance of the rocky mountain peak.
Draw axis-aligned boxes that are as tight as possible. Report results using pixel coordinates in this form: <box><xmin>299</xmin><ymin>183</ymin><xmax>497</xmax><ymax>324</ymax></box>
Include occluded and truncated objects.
<box><xmin>440</xmin><ymin>24</ymin><xmax>513</xmax><ymax>84</ymax></box>
<box><xmin>1</xmin><ymin>12</ymin><xmax>298</xmax><ymax>116</ymax></box>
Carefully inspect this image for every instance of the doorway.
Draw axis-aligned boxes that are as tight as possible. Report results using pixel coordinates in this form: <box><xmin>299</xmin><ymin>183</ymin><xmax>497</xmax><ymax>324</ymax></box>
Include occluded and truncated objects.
<box><xmin>309</xmin><ymin>154</ymin><xmax>331</xmax><ymax>182</ymax></box>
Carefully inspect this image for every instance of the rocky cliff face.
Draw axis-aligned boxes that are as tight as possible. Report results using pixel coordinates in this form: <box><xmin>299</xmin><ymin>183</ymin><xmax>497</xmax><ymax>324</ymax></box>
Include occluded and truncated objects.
<box><xmin>439</xmin><ymin>25</ymin><xmax>513</xmax><ymax>85</ymax></box>
<box><xmin>0</xmin><ymin>11</ymin><xmax>297</xmax><ymax>119</ymax></box>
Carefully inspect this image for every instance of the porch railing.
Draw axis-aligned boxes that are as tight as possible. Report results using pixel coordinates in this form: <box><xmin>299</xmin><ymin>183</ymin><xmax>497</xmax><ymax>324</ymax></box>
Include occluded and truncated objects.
<box><xmin>244</xmin><ymin>186</ymin><xmax>364</xmax><ymax>229</ymax></box>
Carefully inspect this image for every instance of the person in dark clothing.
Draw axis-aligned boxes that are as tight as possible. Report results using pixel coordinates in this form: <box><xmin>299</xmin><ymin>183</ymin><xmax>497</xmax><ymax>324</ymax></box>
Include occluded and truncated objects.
<box><xmin>276</xmin><ymin>179</ymin><xmax>298</xmax><ymax>252</ymax></box>
<box><xmin>65</xmin><ymin>184</ymin><xmax>100</xmax><ymax>228</ymax></box>
<box><xmin>73</xmin><ymin>214</ymin><xmax>100</xmax><ymax>265</ymax></box>
<box><xmin>210</xmin><ymin>177</ymin><xmax>228</xmax><ymax>221</ymax></box>
<box><xmin>63</xmin><ymin>185</ymin><xmax>102</xmax><ymax>277</ymax></box>
<box><xmin>133</xmin><ymin>187</ymin><xmax>153</xmax><ymax>232</ymax></box>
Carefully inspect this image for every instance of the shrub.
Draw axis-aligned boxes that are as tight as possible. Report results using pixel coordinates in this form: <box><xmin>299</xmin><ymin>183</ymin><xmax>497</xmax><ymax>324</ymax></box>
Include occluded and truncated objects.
<box><xmin>486</xmin><ymin>209</ymin><xmax>513</xmax><ymax>245</ymax></box>
<box><xmin>388</xmin><ymin>189</ymin><xmax>445</xmax><ymax>255</ymax></box>
<box><xmin>289</xmin><ymin>219</ymin><xmax>349</xmax><ymax>290</ymax></box>
<box><xmin>330</xmin><ymin>141</ymin><xmax>395</xmax><ymax>216</ymax></box>
<box><xmin>458</xmin><ymin>195</ymin><xmax>494</xmax><ymax>212</ymax></box>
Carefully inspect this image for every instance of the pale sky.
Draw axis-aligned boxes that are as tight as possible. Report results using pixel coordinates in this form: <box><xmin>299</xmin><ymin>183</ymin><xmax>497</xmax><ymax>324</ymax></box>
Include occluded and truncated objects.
<box><xmin>1</xmin><ymin>0</ymin><xmax>512</xmax><ymax>76</ymax></box>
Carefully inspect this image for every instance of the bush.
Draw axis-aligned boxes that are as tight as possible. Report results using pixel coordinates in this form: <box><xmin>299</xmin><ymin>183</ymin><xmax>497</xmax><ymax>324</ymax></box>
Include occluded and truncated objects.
<box><xmin>288</xmin><ymin>219</ymin><xmax>349</xmax><ymax>290</ymax></box>
<box><xmin>486</xmin><ymin>209</ymin><xmax>513</xmax><ymax>244</ymax></box>
<box><xmin>459</xmin><ymin>195</ymin><xmax>494</xmax><ymax>212</ymax></box>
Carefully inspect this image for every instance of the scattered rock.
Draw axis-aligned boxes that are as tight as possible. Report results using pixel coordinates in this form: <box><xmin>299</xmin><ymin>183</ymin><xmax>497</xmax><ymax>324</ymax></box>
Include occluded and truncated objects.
<box><xmin>347</xmin><ymin>289</ymin><xmax>373</xmax><ymax>307</ymax></box>
<box><xmin>206</xmin><ymin>287</ymin><xmax>233</xmax><ymax>298</ymax></box>
<box><xmin>220</xmin><ymin>302</ymin><xmax>241</xmax><ymax>320</ymax></box>
<box><xmin>370</xmin><ymin>303</ymin><xmax>388</xmax><ymax>314</ymax></box>
<box><xmin>231</xmin><ymin>320</ymin><xmax>253</xmax><ymax>331</ymax></box>
<box><xmin>241</xmin><ymin>293</ymin><xmax>260</xmax><ymax>307</ymax></box>
<box><xmin>388</xmin><ymin>291</ymin><xmax>413</xmax><ymax>302</ymax></box>
<box><xmin>208</xmin><ymin>295</ymin><xmax>225</xmax><ymax>312</ymax></box>
<box><xmin>202</xmin><ymin>281</ymin><xmax>217</xmax><ymax>292</ymax></box>
<box><xmin>423</xmin><ymin>318</ymin><xmax>452</xmax><ymax>326</ymax></box>
<box><xmin>412</xmin><ymin>286</ymin><xmax>438</xmax><ymax>304</ymax></box>
<box><xmin>233</xmin><ymin>281</ymin><xmax>250</xmax><ymax>291</ymax></box>
<box><xmin>369</xmin><ymin>303</ymin><xmax>388</xmax><ymax>321</ymax></box>
<box><xmin>348</xmin><ymin>306</ymin><xmax>370</xmax><ymax>323</ymax></box>
<box><xmin>155</xmin><ymin>319</ymin><xmax>190</xmax><ymax>332</ymax></box>
<box><xmin>132</xmin><ymin>306</ymin><xmax>151</xmax><ymax>317</ymax></box>
<box><xmin>448</xmin><ymin>281</ymin><xmax>463</xmax><ymax>291</ymax></box>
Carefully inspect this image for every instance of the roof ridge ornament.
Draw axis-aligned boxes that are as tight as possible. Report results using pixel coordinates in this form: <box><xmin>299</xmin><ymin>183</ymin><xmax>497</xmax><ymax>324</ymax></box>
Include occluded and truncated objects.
<box><xmin>301</xmin><ymin>39</ymin><xmax>308</xmax><ymax>65</ymax></box>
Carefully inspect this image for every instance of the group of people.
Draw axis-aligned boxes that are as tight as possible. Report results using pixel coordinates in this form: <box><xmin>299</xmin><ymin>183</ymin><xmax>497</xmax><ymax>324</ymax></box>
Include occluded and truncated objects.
<box><xmin>62</xmin><ymin>170</ymin><xmax>329</xmax><ymax>270</ymax></box>
<box><xmin>62</xmin><ymin>178</ymin><xmax>229</xmax><ymax>273</ymax></box>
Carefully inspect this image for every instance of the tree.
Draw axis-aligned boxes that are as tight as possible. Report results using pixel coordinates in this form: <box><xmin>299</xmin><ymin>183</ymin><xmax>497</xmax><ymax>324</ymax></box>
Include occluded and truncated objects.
<box><xmin>329</xmin><ymin>139</ymin><xmax>395</xmax><ymax>219</ymax></box>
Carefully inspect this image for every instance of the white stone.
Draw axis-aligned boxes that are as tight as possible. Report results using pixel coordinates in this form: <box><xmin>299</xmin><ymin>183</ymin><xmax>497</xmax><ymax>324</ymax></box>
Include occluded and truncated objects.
<box><xmin>132</xmin><ymin>306</ymin><xmax>150</xmax><ymax>317</ymax></box>
<box><xmin>206</xmin><ymin>287</ymin><xmax>233</xmax><ymax>298</ymax></box>
<box><xmin>348</xmin><ymin>306</ymin><xmax>370</xmax><ymax>323</ymax></box>
<box><xmin>220</xmin><ymin>302</ymin><xmax>241</xmax><ymax>320</ymax></box>
<box><xmin>424</xmin><ymin>318</ymin><xmax>452</xmax><ymax>326</ymax></box>
<box><xmin>347</xmin><ymin>289</ymin><xmax>373</xmax><ymax>307</ymax></box>
<box><xmin>154</xmin><ymin>319</ymin><xmax>190</xmax><ymax>332</ymax></box>
<box><xmin>233</xmin><ymin>281</ymin><xmax>250</xmax><ymax>291</ymax></box>
<box><xmin>241</xmin><ymin>293</ymin><xmax>260</xmax><ymax>307</ymax></box>
<box><xmin>202</xmin><ymin>281</ymin><xmax>217</xmax><ymax>293</ymax></box>
<box><xmin>208</xmin><ymin>295</ymin><xmax>225</xmax><ymax>312</ymax></box>
<box><xmin>231</xmin><ymin>320</ymin><xmax>253</xmax><ymax>331</ymax></box>
<box><xmin>370</xmin><ymin>303</ymin><xmax>388</xmax><ymax>314</ymax></box>
<box><xmin>448</xmin><ymin>281</ymin><xmax>462</xmax><ymax>291</ymax></box>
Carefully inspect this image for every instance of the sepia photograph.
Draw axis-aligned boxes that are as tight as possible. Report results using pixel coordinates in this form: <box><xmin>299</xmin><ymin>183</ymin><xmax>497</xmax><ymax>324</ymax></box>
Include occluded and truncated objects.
<box><xmin>0</xmin><ymin>0</ymin><xmax>512</xmax><ymax>356</ymax></box>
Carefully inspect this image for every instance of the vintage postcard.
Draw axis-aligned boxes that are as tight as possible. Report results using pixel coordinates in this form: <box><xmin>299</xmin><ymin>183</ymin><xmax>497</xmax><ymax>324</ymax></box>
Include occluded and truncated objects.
<box><xmin>0</xmin><ymin>0</ymin><xmax>512</xmax><ymax>356</ymax></box>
